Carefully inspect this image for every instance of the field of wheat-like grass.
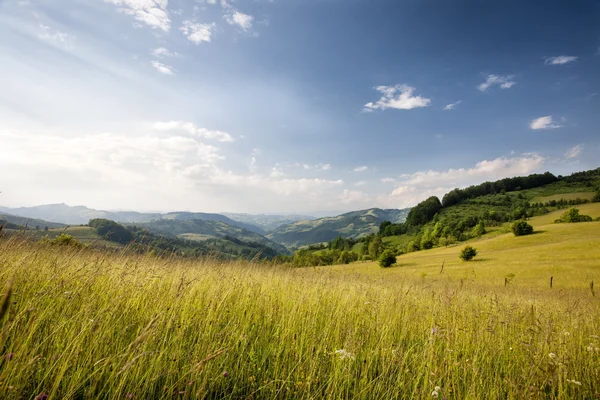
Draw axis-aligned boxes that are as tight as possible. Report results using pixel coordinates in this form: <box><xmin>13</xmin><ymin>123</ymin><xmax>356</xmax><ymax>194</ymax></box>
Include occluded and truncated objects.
<box><xmin>1</xmin><ymin>213</ymin><xmax>600</xmax><ymax>399</ymax></box>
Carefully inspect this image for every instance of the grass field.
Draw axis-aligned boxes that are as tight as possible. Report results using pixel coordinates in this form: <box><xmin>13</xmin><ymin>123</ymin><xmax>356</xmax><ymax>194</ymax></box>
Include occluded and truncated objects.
<box><xmin>532</xmin><ymin>192</ymin><xmax>596</xmax><ymax>203</ymax></box>
<box><xmin>1</xmin><ymin>204</ymin><xmax>600</xmax><ymax>399</ymax></box>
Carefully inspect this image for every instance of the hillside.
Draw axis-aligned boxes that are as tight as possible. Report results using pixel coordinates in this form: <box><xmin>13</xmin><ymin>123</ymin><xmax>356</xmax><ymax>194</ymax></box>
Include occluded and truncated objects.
<box><xmin>132</xmin><ymin>218</ymin><xmax>288</xmax><ymax>254</ymax></box>
<box><xmin>222</xmin><ymin>213</ymin><xmax>315</xmax><ymax>231</ymax></box>
<box><xmin>0</xmin><ymin>204</ymin><xmax>264</xmax><ymax>234</ymax></box>
<box><xmin>332</xmin><ymin>202</ymin><xmax>600</xmax><ymax>283</ymax></box>
<box><xmin>0</xmin><ymin>213</ymin><xmax>66</xmax><ymax>230</ymax></box>
<box><xmin>267</xmin><ymin>208</ymin><xmax>410</xmax><ymax>249</ymax></box>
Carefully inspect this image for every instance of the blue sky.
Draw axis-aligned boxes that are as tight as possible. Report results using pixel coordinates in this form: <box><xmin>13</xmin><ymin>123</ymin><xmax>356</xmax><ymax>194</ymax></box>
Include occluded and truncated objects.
<box><xmin>0</xmin><ymin>0</ymin><xmax>598</xmax><ymax>214</ymax></box>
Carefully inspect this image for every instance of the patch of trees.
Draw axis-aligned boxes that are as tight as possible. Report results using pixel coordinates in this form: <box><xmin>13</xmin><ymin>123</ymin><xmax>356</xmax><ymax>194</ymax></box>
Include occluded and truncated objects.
<box><xmin>405</xmin><ymin>196</ymin><xmax>442</xmax><ymax>227</ymax></box>
<box><xmin>442</xmin><ymin>172</ymin><xmax>558</xmax><ymax>207</ymax></box>
<box><xmin>554</xmin><ymin>208</ymin><xmax>593</xmax><ymax>223</ymax></box>
<box><xmin>89</xmin><ymin>219</ymin><xmax>134</xmax><ymax>245</ymax></box>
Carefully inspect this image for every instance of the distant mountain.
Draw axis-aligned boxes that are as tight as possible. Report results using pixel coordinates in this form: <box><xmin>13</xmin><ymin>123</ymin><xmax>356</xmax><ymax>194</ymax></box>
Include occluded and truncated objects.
<box><xmin>0</xmin><ymin>213</ymin><xmax>66</xmax><ymax>230</ymax></box>
<box><xmin>132</xmin><ymin>218</ymin><xmax>288</xmax><ymax>255</ymax></box>
<box><xmin>222</xmin><ymin>213</ymin><xmax>316</xmax><ymax>231</ymax></box>
<box><xmin>266</xmin><ymin>208</ymin><xmax>410</xmax><ymax>249</ymax></box>
<box><xmin>0</xmin><ymin>204</ymin><xmax>264</xmax><ymax>234</ymax></box>
<box><xmin>0</xmin><ymin>204</ymin><xmax>161</xmax><ymax>225</ymax></box>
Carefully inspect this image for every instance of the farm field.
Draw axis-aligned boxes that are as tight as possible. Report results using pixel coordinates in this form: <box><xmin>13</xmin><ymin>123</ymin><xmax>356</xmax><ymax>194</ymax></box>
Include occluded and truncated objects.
<box><xmin>1</xmin><ymin>204</ymin><xmax>600</xmax><ymax>399</ymax></box>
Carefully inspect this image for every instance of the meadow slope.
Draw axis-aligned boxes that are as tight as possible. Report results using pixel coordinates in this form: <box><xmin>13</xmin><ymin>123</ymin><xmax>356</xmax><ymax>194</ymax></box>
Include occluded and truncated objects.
<box><xmin>0</xmin><ymin>205</ymin><xmax>599</xmax><ymax>399</ymax></box>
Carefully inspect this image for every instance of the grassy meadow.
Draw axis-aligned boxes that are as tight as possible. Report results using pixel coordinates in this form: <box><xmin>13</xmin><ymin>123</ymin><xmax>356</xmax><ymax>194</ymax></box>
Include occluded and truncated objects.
<box><xmin>1</xmin><ymin>205</ymin><xmax>600</xmax><ymax>399</ymax></box>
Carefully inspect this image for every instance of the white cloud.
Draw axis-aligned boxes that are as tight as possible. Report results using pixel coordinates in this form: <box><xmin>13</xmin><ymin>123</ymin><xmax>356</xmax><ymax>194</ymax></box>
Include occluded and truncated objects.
<box><xmin>151</xmin><ymin>47</ymin><xmax>177</xmax><ymax>58</ymax></box>
<box><xmin>364</xmin><ymin>84</ymin><xmax>431</xmax><ymax>111</ymax></box>
<box><xmin>0</xmin><ymin>127</ymin><xmax>346</xmax><ymax>213</ymax></box>
<box><xmin>443</xmin><ymin>100</ymin><xmax>461</xmax><ymax>110</ymax></box>
<box><xmin>355</xmin><ymin>181</ymin><xmax>367</xmax><ymax>187</ymax></box>
<box><xmin>39</xmin><ymin>24</ymin><xmax>75</xmax><ymax>44</ymax></box>
<box><xmin>354</xmin><ymin>166</ymin><xmax>368</xmax><ymax>172</ymax></box>
<box><xmin>151</xmin><ymin>61</ymin><xmax>174</xmax><ymax>75</ymax></box>
<box><xmin>299</xmin><ymin>163</ymin><xmax>331</xmax><ymax>171</ymax></box>
<box><xmin>152</xmin><ymin>121</ymin><xmax>234</xmax><ymax>142</ymax></box>
<box><xmin>565</xmin><ymin>144</ymin><xmax>583</xmax><ymax>159</ymax></box>
<box><xmin>105</xmin><ymin>0</ymin><xmax>170</xmax><ymax>31</ymax></box>
<box><xmin>381</xmin><ymin>177</ymin><xmax>395</xmax><ymax>184</ymax></box>
<box><xmin>545</xmin><ymin>56</ymin><xmax>578</xmax><ymax>65</ymax></box>
<box><xmin>530</xmin><ymin>116</ymin><xmax>561</xmax><ymax>130</ymax></box>
<box><xmin>478</xmin><ymin>75</ymin><xmax>516</xmax><ymax>91</ymax></box>
<box><xmin>225</xmin><ymin>11</ymin><xmax>254</xmax><ymax>31</ymax></box>
<box><xmin>378</xmin><ymin>153</ymin><xmax>546</xmax><ymax>209</ymax></box>
<box><xmin>180</xmin><ymin>21</ymin><xmax>215</xmax><ymax>44</ymax></box>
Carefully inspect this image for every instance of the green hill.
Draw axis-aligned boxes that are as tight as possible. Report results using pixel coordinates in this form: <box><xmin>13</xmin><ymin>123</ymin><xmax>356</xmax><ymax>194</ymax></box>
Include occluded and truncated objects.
<box><xmin>222</xmin><ymin>213</ymin><xmax>316</xmax><ymax>231</ymax></box>
<box><xmin>132</xmin><ymin>218</ymin><xmax>288</xmax><ymax>255</ymax></box>
<box><xmin>0</xmin><ymin>213</ymin><xmax>66</xmax><ymax>230</ymax></box>
<box><xmin>266</xmin><ymin>208</ymin><xmax>410</xmax><ymax>249</ymax></box>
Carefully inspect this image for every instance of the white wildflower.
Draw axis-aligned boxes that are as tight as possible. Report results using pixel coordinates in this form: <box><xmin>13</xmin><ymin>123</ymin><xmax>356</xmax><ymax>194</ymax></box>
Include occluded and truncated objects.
<box><xmin>334</xmin><ymin>349</ymin><xmax>355</xmax><ymax>360</ymax></box>
<box><xmin>549</xmin><ymin>353</ymin><xmax>557</xmax><ymax>359</ymax></box>
<box><xmin>434</xmin><ymin>386</ymin><xmax>441</xmax><ymax>391</ymax></box>
<box><xmin>567</xmin><ymin>379</ymin><xmax>582</xmax><ymax>386</ymax></box>
<box><xmin>431</xmin><ymin>390</ymin><xmax>439</xmax><ymax>398</ymax></box>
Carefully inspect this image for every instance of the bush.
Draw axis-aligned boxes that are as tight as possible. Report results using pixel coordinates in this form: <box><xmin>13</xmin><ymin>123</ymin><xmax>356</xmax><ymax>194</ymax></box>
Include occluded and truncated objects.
<box><xmin>511</xmin><ymin>220</ymin><xmax>534</xmax><ymax>236</ymax></box>
<box><xmin>49</xmin><ymin>234</ymin><xmax>82</xmax><ymax>247</ymax></box>
<box><xmin>554</xmin><ymin>208</ymin><xmax>593</xmax><ymax>223</ymax></box>
<box><xmin>378</xmin><ymin>249</ymin><xmax>397</xmax><ymax>268</ymax></box>
<box><xmin>593</xmin><ymin>190</ymin><xmax>600</xmax><ymax>203</ymax></box>
<box><xmin>459</xmin><ymin>245</ymin><xmax>477</xmax><ymax>261</ymax></box>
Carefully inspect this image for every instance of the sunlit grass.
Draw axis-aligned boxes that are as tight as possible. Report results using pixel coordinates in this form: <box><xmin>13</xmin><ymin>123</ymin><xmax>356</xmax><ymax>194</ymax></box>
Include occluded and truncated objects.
<box><xmin>1</xmin><ymin>205</ymin><xmax>600</xmax><ymax>399</ymax></box>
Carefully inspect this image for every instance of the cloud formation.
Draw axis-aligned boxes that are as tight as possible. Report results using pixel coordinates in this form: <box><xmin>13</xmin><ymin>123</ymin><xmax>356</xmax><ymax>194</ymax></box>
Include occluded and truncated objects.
<box><xmin>364</xmin><ymin>85</ymin><xmax>431</xmax><ymax>111</ymax></box>
<box><xmin>443</xmin><ymin>100</ymin><xmax>461</xmax><ymax>110</ymax></box>
<box><xmin>225</xmin><ymin>11</ymin><xmax>254</xmax><ymax>30</ymax></box>
<box><xmin>478</xmin><ymin>74</ymin><xmax>516</xmax><ymax>91</ymax></box>
<box><xmin>565</xmin><ymin>144</ymin><xmax>583</xmax><ymax>159</ymax></box>
<box><xmin>529</xmin><ymin>116</ymin><xmax>561</xmax><ymax>130</ymax></box>
<box><xmin>152</xmin><ymin>121</ymin><xmax>234</xmax><ymax>142</ymax></box>
<box><xmin>106</xmin><ymin>0</ymin><xmax>170</xmax><ymax>31</ymax></box>
<box><xmin>151</xmin><ymin>61</ymin><xmax>174</xmax><ymax>75</ymax></box>
<box><xmin>180</xmin><ymin>21</ymin><xmax>215</xmax><ymax>44</ymax></box>
<box><xmin>545</xmin><ymin>56</ymin><xmax>578</xmax><ymax>65</ymax></box>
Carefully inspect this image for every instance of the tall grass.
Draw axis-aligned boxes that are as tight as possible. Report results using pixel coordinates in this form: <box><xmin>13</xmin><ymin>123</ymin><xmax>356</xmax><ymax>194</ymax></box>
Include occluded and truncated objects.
<box><xmin>1</xmin><ymin>236</ymin><xmax>599</xmax><ymax>399</ymax></box>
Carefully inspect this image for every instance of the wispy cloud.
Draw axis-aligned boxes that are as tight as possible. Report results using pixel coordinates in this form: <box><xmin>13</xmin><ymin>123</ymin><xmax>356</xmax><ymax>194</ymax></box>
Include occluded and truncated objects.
<box><xmin>478</xmin><ymin>74</ymin><xmax>516</xmax><ymax>91</ymax></box>
<box><xmin>39</xmin><ymin>24</ymin><xmax>74</xmax><ymax>44</ymax></box>
<box><xmin>151</xmin><ymin>61</ymin><xmax>174</xmax><ymax>75</ymax></box>
<box><xmin>354</xmin><ymin>166</ymin><xmax>368</xmax><ymax>172</ymax></box>
<box><xmin>565</xmin><ymin>144</ymin><xmax>583</xmax><ymax>159</ymax></box>
<box><xmin>152</xmin><ymin>121</ymin><xmax>234</xmax><ymax>142</ymax></box>
<box><xmin>151</xmin><ymin>47</ymin><xmax>177</xmax><ymax>58</ymax></box>
<box><xmin>180</xmin><ymin>21</ymin><xmax>215</xmax><ymax>44</ymax></box>
<box><xmin>364</xmin><ymin>84</ymin><xmax>431</xmax><ymax>111</ymax></box>
<box><xmin>225</xmin><ymin>11</ymin><xmax>254</xmax><ymax>31</ymax></box>
<box><xmin>443</xmin><ymin>100</ymin><xmax>461</xmax><ymax>110</ymax></box>
<box><xmin>530</xmin><ymin>116</ymin><xmax>561</xmax><ymax>130</ymax></box>
<box><xmin>105</xmin><ymin>0</ymin><xmax>170</xmax><ymax>31</ymax></box>
<box><xmin>299</xmin><ymin>163</ymin><xmax>332</xmax><ymax>171</ymax></box>
<box><xmin>545</xmin><ymin>55</ymin><xmax>578</xmax><ymax>65</ymax></box>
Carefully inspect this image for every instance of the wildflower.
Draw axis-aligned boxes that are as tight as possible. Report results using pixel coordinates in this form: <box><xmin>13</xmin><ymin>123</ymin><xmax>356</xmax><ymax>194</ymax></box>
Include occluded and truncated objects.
<box><xmin>334</xmin><ymin>349</ymin><xmax>355</xmax><ymax>360</ymax></box>
<box><xmin>5</xmin><ymin>352</ymin><xmax>14</xmax><ymax>361</ymax></box>
<box><xmin>567</xmin><ymin>379</ymin><xmax>582</xmax><ymax>386</ymax></box>
<box><xmin>431</xmin><ymin>390</ymin><xmax>439</xmax><ymax>398</ymax></box>
<box><xmin>548</xmin><ymin>353</ymin><xmax>557</xmax><ymax>359</ymax></box>
<box><xmin>563</xmin><ymin>332</ymin><xmax>570</xmax><ymax>336</ymax></box>
<box><xmin>434</xmin><ymin>386</ymin><xmax>441</xmax><ymax>391</ymax></box>
<box><xmin>36</xmin><ymin>394</ymin><xmax>48</xmax><ymax>400</ymax></box>
<box><xmin>431</xmin><ymin>327</ymin><xmax>438</xmax><ymax>335</ymax></box>
<box><xmin>223</xmin><ymin>371</ymin><xmax>229</xmax><ymax>377</ymax></box>
<box><xmin>126</xmin><ymin>394</ymin><xmax>133</xmax><ymax>399</ymax></box>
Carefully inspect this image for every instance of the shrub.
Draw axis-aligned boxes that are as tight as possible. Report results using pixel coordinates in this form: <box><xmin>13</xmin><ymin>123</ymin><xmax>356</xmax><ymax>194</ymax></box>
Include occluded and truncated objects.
<box><xmin>459</xmin><ymin>245</ymin><xmax>477</xmax><ymax>261</ymax></box>
<box><xmin>48</xmin><ymin>234</ymin><xmax>82</xmax><ymax>247</ymax></box>
<box><xmin>378</xmin><ymin>249</ymin><xmax>397</xmax><ymax>268</ymax></box>
<box><xmin>511</xmin><ymin>220</ymin><xmax>534</xmax><ymax>236</ymax></box>
<box><xmin>593</xmin><ymin>190</ymin><xmax>600</xmax><ymax>203</ymax></box>
<box><xmin>554</xmin><ymin>208</ymin><xmax>593</xmax><ymax>223</ymax></box>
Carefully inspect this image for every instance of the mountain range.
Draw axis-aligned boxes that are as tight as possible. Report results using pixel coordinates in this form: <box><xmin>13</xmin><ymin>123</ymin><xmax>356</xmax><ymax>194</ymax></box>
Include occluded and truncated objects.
<box><xmin>0</xmin><ymin>203</ymin><xmax>410</xmax><ymax>251</ymax></box>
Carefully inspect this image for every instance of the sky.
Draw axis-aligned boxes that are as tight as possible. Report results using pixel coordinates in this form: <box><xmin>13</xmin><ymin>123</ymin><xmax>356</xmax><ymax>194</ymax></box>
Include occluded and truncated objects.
<box><xmin>0</xmin><ymin>0</ymin><xmax>599</xmax><ymax>215</ymax></box>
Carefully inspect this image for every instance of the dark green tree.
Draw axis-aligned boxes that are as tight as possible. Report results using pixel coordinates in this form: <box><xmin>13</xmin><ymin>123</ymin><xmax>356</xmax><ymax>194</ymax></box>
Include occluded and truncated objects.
<box><xmin>378</xmin><ymin>249</ymin><xmax>397</xmax><ymax>268</ymax></box>
<box><xmin>511</xmin><ymin>220</ymin><xmax>534</xmax><ymax>236</ymax></box>
<box><xmin>459</xmin><ymin>245</ymin><xmax>477</xmax><ymax>261</ymax></box>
